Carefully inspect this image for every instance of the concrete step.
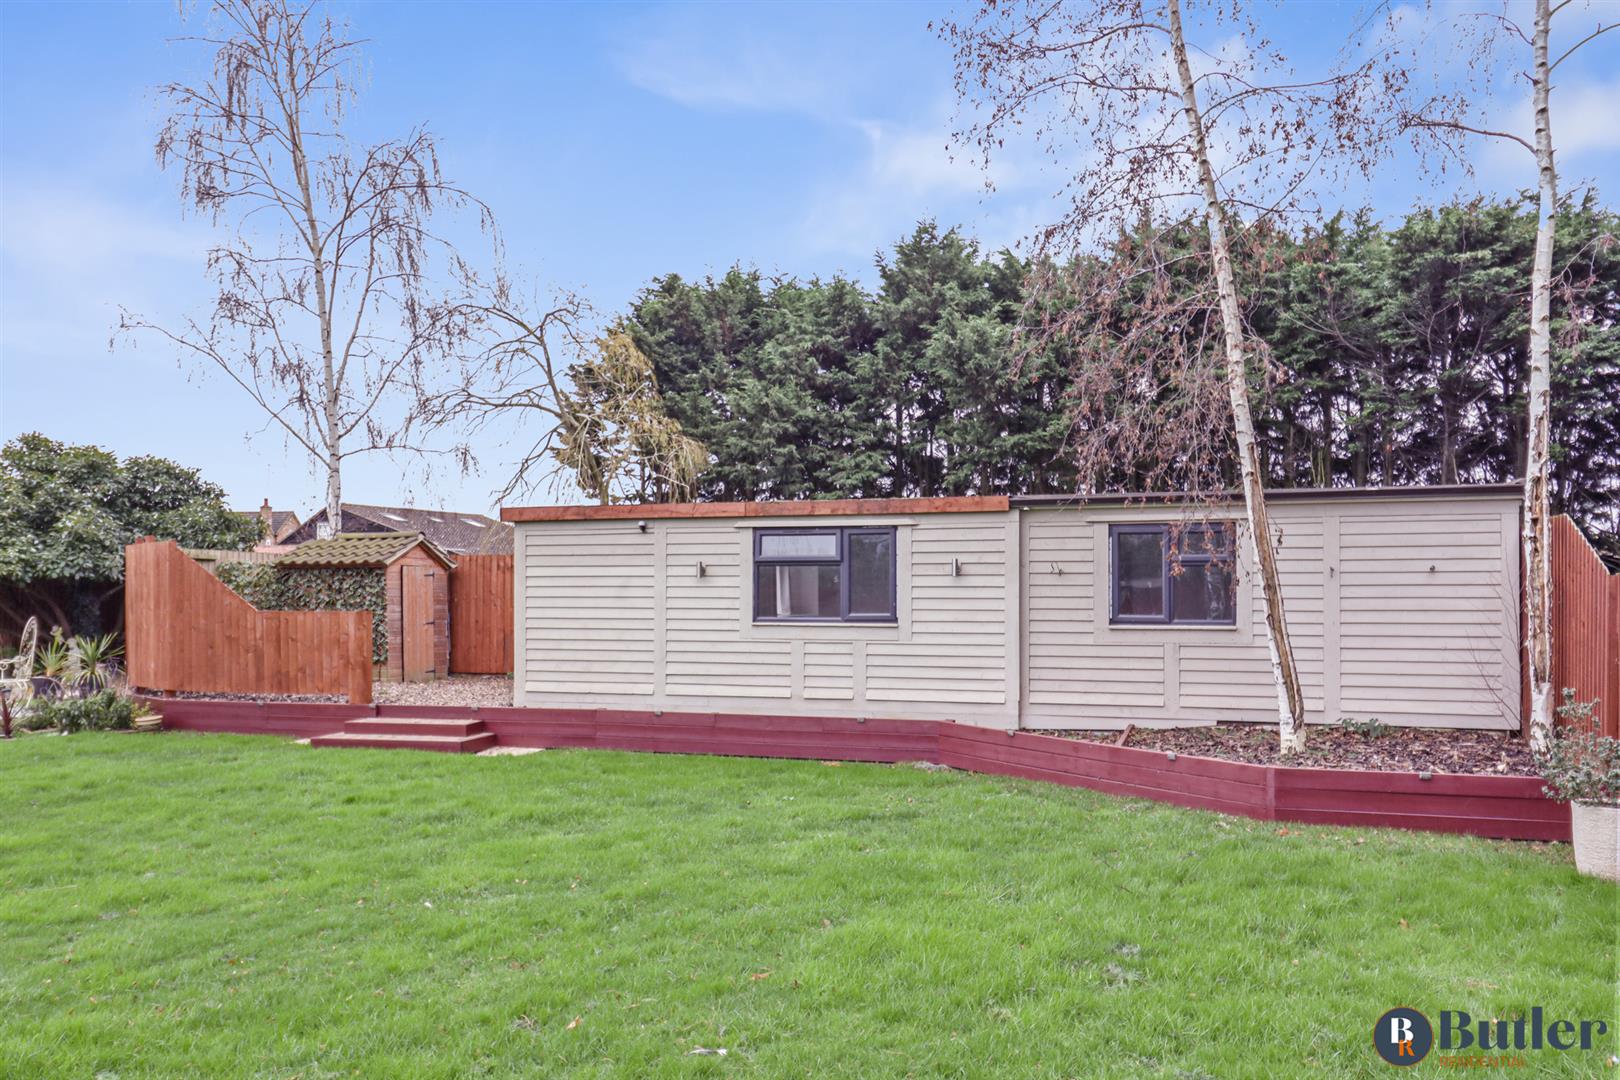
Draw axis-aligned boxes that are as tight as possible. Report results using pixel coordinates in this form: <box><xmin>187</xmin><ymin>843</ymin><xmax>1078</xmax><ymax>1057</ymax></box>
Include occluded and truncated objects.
<box><xmin>309</xmin><ymin>731</ymin><xmax>498</xmax><ymax>753</ymax></box>
<box><xmin>344</xmin><ymin>716</ymin><xmax>485</xmax><ymax>738</ymax></box>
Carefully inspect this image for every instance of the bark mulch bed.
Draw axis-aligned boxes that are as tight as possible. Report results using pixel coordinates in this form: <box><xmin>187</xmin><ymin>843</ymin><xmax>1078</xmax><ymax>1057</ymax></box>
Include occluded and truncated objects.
<box><xmin>1044</xmin><ymin>723</ymin><xmax>1536</xmax><ymax>776</ymax></box>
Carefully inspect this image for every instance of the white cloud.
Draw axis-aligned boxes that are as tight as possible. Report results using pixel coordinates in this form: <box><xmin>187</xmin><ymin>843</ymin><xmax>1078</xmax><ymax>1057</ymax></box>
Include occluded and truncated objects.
<box><xmin>612</xmin><ymin>7</ymin><xmax>858</xmax><ymax>118</ymax></box>
<box><xmin>619</xmin><ymin>38</ymin><xmax>844</xmax><ymax>115</ymax></box>
<box><xmin>0</xmin><ymin>184</ymin><xmax>218</xmax><ymax>382</ymax></box>
<box><xmin>0</xmin><ymin>185</ymin><xmax>206</xmax><ymax>276</ymax></box>
<box><xmin>1532</xmin><ymin>76</ymin><xmax>1620</xmax><ymax>156</ymax></box>
<box><xmin>854</xmin><ymin>119</ymin><xmax>1006</xmax><ymax>197</ymax></box>
<box><xmin>797</xmin><ymin>111</ymin><xmax>1059</xmax><ymax>260</ymax></box>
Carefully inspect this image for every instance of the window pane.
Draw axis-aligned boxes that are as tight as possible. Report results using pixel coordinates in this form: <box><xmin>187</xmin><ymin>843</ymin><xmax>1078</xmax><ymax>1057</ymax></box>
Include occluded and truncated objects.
<box><xmin>1116</xmin><ymin>531</ymin><xmax>1166</xmax><ymax>618</ymax></box>
<box><xmin>1173</xmin><ymin>524</ymin><xmax>1231</xmax><ymax>559</ymax></box>
<box><xmin>1171</xmin><ymin>561</ymin><xmax>1235</xmax><ymax>623</ymax></box>
<box><xmin>847</xmin><ymin>531</ymin><xmax>895</xmax><ymax>617</ymax></box>
<box><xmin>755</xmin><ymin>563</ymin><xmax>841</xmax><ymax>618</ymax></box>
<box><xmin>759</xmin><ymin>532</ymin><xmax>838</xmax><ymax>559</ymax></box>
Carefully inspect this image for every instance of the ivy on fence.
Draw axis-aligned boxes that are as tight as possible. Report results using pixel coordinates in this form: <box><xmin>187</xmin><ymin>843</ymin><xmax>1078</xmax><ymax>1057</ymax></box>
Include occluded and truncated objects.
<box><xmin>217</xmin><ymin>564</ymin><xmax>387</xmax><ymax>663</ymax></box>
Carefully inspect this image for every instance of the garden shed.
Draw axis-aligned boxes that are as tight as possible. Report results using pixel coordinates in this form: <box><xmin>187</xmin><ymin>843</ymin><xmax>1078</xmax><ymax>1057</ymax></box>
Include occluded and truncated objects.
<box><xmin>502</xmin><ymin>486</ymin><xmax>1527</xmax><ymax>731</ymax></box>
<box><xmin>276</xmin><ymin>532</ymin><xmax>455</xmax><ymax>683</ymax></box>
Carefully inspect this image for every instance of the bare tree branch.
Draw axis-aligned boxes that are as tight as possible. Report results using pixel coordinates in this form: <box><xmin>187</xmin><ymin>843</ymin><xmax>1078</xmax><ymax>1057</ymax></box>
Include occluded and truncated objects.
<box><xmin>120</xmin><ymin>0</ymin><xmax>496</xmax><ymax>534</ymax></box>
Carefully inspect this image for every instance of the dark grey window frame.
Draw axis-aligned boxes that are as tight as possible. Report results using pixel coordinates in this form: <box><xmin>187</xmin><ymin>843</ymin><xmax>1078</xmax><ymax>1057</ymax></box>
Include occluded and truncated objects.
<box><xmin>752</xmin><ymin>526</ymin><xmax>898</xmax><ymax>623</ymax></box>
<box><xmin>1109</xmin><ymin>522</ymin><xmax>1237</xmax><ymax>626</ymax></box>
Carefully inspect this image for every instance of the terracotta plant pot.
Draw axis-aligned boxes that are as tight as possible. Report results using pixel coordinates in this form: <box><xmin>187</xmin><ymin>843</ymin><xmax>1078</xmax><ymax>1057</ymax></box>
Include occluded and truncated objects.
<box><xmin>1569</xmin><ymin>802</ymin><xmax>1619</xmax><ymax>882</ymax></box>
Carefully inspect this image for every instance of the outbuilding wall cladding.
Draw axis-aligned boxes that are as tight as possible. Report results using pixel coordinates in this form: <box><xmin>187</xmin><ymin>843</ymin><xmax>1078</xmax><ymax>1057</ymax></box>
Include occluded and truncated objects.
<box><xmin>1021</xmin><ymin>494</ymin><xmax>1520</xmax><ymax>730</ymax></box>
<box><xmin>513</xmin><ymin>491</ymin><xmax>1521</xmax><ymax>731</ymax></box>
<box><xmin>516</xmin><ymin>510</ymin><xmax>1019</xmax><ymax>727</ymax></box>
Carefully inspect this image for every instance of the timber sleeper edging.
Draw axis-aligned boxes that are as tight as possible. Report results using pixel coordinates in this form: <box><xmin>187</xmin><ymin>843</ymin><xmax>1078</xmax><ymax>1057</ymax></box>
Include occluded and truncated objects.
<box><xmin>143</xmin><ymin>697</ymin><xmax>1572</xmax><ymax>842</ymax></box>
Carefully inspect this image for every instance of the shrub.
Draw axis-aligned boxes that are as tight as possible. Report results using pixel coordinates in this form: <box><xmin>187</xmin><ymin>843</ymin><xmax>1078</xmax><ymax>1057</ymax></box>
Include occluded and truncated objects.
<box><xmin>1534</xmin><ymin>690</ymin><xmax>1620</xmax><ymax>806</ymax></box>
<box><xmin>217</xmin><ymin>563</ymin><xmax>387</xmax><ymax>663</ymax></box>
<box><xmin>23</xmin><ymin>689</ymin><xmax>144</xmax><ymax>734</ymax></box>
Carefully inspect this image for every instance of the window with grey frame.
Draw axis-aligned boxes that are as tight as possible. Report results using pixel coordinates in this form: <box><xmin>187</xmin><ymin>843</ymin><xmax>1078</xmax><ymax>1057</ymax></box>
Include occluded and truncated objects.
<box><xmin>753</xmin><ymin>527</ymin><xmax>896</xmax><ymax>622</ymax></box>
<box><xmin>1110</xmin><ymin>522</ymin><xmax>1236</xmax><ymax>625</ymax></box>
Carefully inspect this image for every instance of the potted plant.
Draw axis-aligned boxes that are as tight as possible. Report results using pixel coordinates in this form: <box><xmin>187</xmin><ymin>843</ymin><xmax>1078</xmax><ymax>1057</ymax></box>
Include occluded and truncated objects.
<box><xmin>1535</xmin><ymin>690</ymin><xmax>1620</xmax><ymax>882</ymax></box>
<box><xmin>131</xmin><ymin>700</ymin><xmax>163</xmax><ymax>733</ymax></box>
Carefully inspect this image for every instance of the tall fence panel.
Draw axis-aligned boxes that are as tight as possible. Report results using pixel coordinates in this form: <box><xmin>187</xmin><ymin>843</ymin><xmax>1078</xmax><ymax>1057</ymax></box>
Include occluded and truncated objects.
<box><xmin>125</xmin><ymin>538</ymin><xmax>372</xmax><ymax>703</ymax></box>
<box><xmin>1549</xmin><ymin>515</ymin><xmax>1618</xmax><ymax>736</ymax></box>
<box><xmin>182</xmin><ymin>547</ymin><xmax>282</xmax><ymax>574</ymax></box>
<box><xmin>449</xmin><ymin>554</ymin><xmax>513</xmax><ymax>674</ymax></box>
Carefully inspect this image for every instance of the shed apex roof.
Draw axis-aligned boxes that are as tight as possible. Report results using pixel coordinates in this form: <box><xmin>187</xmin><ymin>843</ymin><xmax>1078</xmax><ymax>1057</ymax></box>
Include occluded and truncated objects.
<box><xmin>274</xmin><ymin>531</ymin><xmax>456</xmax><ymax>569</ymax></box>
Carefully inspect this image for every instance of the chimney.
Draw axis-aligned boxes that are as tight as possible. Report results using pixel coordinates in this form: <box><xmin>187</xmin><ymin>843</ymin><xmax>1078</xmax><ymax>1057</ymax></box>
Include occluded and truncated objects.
<box><xmin>260</xmin><ymin>498</ymin><xmax>273</xmax><ymax>541</ymax></box>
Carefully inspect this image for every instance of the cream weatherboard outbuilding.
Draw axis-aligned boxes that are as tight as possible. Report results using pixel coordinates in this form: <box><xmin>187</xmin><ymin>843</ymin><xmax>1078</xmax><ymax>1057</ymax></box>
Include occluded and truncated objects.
<box><xmin>500</xmin><ymin>485</ymin><xmax>1523</xmax><ymax>732</ymax></box>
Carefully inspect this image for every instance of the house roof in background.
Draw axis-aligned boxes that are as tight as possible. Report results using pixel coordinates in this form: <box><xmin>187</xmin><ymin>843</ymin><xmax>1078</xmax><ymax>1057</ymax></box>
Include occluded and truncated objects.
<box><xmin>235</xmin><ymin>507</ymin><xmax>302</xmax><ymax>540</ymax></box>
<box><xmin>275</xmin><ymin>531</ymin><xmax>456</xmax><ymax>570</ymax></box>
<box><xmin>285</xmin><ymin>503</ymin><xmax>513</xmax><ymax>553</ymax></box>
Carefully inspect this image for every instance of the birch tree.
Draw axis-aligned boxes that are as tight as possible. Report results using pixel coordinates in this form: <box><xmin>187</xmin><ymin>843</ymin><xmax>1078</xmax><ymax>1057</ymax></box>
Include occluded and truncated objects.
<box><xmin>1388</xmin><ymin>0</ymin><xmax>1615</xmax><ymax>749</ymax></box>
<box><xmin>121</xmin><ymin>0</ymin><xmax>491</xmax><ymax>536</ymax></box>
<box><xmin>941</xmin><ymin>0</ymin><xmax>1382</xmax><ymax>752</ymax></box>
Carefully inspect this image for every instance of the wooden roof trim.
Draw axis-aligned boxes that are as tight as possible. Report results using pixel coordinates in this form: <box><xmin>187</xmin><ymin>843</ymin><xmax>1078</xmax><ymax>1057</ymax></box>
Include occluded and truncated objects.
<box><xmin>500</xmin><ymin>496</ymin><xmax>1010</xmax><ymax>523</ymax></box>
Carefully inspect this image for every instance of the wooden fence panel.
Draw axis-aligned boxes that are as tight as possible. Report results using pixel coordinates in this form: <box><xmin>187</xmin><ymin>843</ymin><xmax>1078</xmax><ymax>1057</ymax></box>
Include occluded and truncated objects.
<box><xmin>182</xmin><ymin>547</ymin><xmax>282</xmax><ymax>574</ymax></box>
<box><xmin>449</xmin><ymin>554</ymin><xmax>513</xmax><ymax>674</ymax></box>
<box><xmin>124</xmin><ymin>538</ymin><xmax>372</xmax><ymax>703</ymax></box>
<box><xmin>1549</xmin><ymin>515</ymin><xmax>1618</xmax><ymax>736</ymax></box>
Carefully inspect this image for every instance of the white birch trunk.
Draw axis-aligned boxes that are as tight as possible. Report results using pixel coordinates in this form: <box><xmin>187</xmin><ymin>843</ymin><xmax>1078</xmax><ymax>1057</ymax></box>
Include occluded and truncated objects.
<box><xmin>321</xmin><ymin>454</ymin><xmax>342</xmax><ymax>540</ymax></box>
<box><xmin>282</xmin><ymin>50</ymin><xmax>344</xmax><ymax>542</ymax></box>
<box><xmin>1524</xmin><ymin>0</ymin><xmax>1557</xmax><ymax>751</ymax></box>
<box><xmin>1168</xmin><ymin>0</ymin><xmax>1308</xmax><ymax>752</ymax></box>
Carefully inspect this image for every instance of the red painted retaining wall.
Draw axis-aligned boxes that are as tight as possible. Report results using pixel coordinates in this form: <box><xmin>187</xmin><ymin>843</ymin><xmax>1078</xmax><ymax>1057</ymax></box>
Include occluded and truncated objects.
<box><xmin>147</xmin><ymin>699</ymin><xmax>1570</xmax><ymax>842</ymax></box>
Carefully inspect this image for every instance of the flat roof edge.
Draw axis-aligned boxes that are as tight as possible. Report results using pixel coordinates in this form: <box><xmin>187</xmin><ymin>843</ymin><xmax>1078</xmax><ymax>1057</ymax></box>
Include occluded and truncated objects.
<box><xmin>501</xmin><ymin>485</ymin><xmax>1522</xmax><ymax>522</ymax></box>
<box><xmin>1009</xmin><ymin>483</ymin><xmax>1523</xmax><ymax>509</ymax></box>
<box><xmin>501</xmin><ymin>495</ymin><xmax>1011</xmax><ymax>523</ymax></box>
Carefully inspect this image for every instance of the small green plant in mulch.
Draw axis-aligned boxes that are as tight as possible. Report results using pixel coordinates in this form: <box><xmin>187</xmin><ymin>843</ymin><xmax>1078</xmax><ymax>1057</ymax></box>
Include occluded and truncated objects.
<box><xmin>1337</xmin><ymin>715</ymin><xmax>1390</xmax><ymax>739</ymax></box>
<box><xmin>217</xmin><ymin>563</ymin><xmax>387</xmax><ymax>663</ymax></box>
<box><xmin>1535</xmin><ymin>690</ymin><xmax>1620</xmax><ymax>806</ymax></box>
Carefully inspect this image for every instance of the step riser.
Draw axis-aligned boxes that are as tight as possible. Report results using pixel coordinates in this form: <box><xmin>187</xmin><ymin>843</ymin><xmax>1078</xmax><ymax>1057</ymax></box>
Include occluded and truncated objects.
<box><xmin>344</xmin><ymin>720</ymin><xmax>484</xmax><ymax>737</ymax></box>
<box><xmin>310</xmin><ymin>733</ymin><xmax>498</xmax><ymax>754</ymax></box>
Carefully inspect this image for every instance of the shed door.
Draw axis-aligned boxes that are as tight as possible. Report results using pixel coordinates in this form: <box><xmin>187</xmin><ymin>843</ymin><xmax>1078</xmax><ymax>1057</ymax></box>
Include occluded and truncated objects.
<box><xmin>402</xmin><ymin>564</ymin><xmax>437</xmax><ymax>682</ymax></box>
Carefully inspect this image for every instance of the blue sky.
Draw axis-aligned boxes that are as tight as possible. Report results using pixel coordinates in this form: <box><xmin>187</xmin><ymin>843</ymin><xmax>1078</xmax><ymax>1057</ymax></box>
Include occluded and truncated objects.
<box><xmin>1</xmin><ymin>1</ymin><xmax>1615</xmax><ymax>517</ymax></box>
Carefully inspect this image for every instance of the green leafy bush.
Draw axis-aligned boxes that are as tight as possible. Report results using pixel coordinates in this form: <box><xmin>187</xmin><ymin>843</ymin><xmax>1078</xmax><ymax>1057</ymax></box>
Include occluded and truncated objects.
<box><xmin>217</xmin><ymin>563</ymin><xmax>387</xmax><ymax>663</ymax></box>
<box><xmin>22</xmin><ymin>689</ymin><xmax>144</xmax><ymax>734</ymax></box>
<box><xmin>1534</xmin><ymin>691</ymin><xmax>1620</xmax><ymax>806</ymax></box>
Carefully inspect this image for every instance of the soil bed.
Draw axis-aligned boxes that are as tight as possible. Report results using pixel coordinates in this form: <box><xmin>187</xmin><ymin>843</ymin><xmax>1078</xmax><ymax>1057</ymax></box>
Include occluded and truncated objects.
<box><xmin>1046</xmin><ymin>724</ymin><xmax>1536</xmax><ymax>776</ymax></box>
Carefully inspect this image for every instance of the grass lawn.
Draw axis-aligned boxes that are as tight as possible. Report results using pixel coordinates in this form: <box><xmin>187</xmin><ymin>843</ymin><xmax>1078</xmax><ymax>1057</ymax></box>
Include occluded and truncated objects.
<box><xmin>2</xmin><ymin>734</ymin><xmax>1614</xmax><ymax>1079</ymax></box>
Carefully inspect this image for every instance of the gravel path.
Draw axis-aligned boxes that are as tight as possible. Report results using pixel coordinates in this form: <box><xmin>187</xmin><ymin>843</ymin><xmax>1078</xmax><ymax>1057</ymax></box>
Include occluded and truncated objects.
<box><xmin>374</xmin><ymin>675</ymin><xmax>513</xmax><ymax>709</ymax></box>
